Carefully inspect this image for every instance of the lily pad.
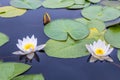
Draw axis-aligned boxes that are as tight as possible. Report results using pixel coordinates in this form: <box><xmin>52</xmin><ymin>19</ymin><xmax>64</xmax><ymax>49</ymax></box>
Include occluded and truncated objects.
<box><xmin>0</xmin><ymin>6</ymin><xmax>26</xmax><ymax>18</ymax></box>
<box><xmin>81</xmin><ymin>5</ymin><xmax>120</xmax><ymax>21</ymax></box>
<box><xmin>44</xmin><ymin>19</ymin><xmax>89</xmax><ymax>40</ymax></box>
<box><xmin>0</xmin><ymin>62</ymin><xmax>31</xmax><ymax>80</ymax></box>
<box><xmin>100</xmin><ymin>0</ymin><xmax>120</xmax><ymax>9</ymax></box>
<box><xmin>45</xmin><ymin>37</ymin><xmax>94</xmax><ymax>58</ymax></box>
<box><xmin>0</xmin><ymin>32</ymin><xmax>9</xmax><ymax>46</ymax></box>
<box><xmin>10</xmin><ymin>0</ymin><xmax>42</xmax><ymax>9</ymax></box>
<box><xmin>75</xmin><ymin>18</ymin><xmax>105</xmax><ymax>32</ymax></box>
<box><xmin>12</xmin><ymin>74</ymin><xmax>44</xmax><ymax>80</ymax></box>
<box><xmin>74</xmin><ymin>0</ymin><xmax>85</xmax><ymax>4</ymax></box>
<box><xmin>67</xmin><ymin>1</ymin><xmax>90</xmax><ymax>9</ymax></box>
<box><xmin>42</xmin><ymin>0</ymin><xmax>74</xmax><ymax>8</ymax></box>
<box><xmin>104</xmin><ymin>24</ymin><xmax>120</xmax><ymax>48</ymax></box>
<box><xmin>88</xmin><ymin>0</ymin><xmax>101</xmax><ymax>3</ymax></box>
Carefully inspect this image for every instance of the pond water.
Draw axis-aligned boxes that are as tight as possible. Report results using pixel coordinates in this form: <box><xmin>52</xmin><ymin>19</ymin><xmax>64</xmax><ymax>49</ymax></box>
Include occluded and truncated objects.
<box><xmin>0</xmin><ymin>0</ymin><xmax>120</xmax><ymax>80</ymax></box>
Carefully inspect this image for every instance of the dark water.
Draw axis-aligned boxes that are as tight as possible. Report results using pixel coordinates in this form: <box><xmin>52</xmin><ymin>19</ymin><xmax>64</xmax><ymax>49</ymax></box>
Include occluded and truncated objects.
<box><xmin>0</xmin><ymin>0</ymin><xmax>120</xmax><ymax>80</ymax></box>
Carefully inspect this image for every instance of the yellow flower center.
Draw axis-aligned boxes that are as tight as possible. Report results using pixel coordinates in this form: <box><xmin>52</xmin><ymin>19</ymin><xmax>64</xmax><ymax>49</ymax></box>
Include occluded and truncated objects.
<box><xmin>95</xmin><ymin>48</ymin><xmax>105</xmax><ymax>56</ymax></box>
<box><xmin>23</xmin><ymin>43</ymin><xmax>35</xmax><ymax>51</ymax></box>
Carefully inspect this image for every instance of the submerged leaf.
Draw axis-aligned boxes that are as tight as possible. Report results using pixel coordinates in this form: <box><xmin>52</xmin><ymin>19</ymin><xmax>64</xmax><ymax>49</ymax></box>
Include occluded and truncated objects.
<box><xmin>0</xmin><ymin>6</ymin><xmax>26</xmax><ymax>18</ymax></box>
<box><xmin>10</xmin><ymin>0</ymin><xmax>42</xmax><ymax>9</ymax></box>
<box><xmin>42</xmin><ymin>0</ymin><xmax>74</xmax><ymax>8</ymax></box>
<box><xmin>12</xmin><ymin>74</ymin><xmax>44</xmax><ymax>80</ymax></box>
<box><xmin>104</xmin><ymin>24</ymin><xmax>120</xmax><ymax>48</ymax></box>
<box><xmin>44</xmin><ymin>19</ymin><xmax>89</xmax><ymax>40</ymax></box>
<box><xmin>0</xmin><ymin>32</ymin><xmax>9</xmax><ymax>46</ymax></box>
<box><xmin>81</xmin><ymin>5</ymin><xmax>120</xmax><ymax>21</ymax></box>
<box><xmin>0</xmin><ymin>62</ymin><xmax>31</xmax><ymax>80</ymax></box>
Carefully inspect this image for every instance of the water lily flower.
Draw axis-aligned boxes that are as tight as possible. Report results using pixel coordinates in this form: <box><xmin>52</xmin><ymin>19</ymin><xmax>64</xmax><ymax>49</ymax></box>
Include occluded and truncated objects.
<box><xmin>86</xmin><ymin>39</ymin><xmax>114</xmax><ymax>62</ymax></box>
<box><xmin>13</xmin><ymin>35</ymin><xmax>46</xmax><ymax>61</ymax></box>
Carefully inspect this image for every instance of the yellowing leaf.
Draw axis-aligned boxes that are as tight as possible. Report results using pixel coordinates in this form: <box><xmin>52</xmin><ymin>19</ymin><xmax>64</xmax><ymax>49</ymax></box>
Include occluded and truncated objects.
<box><xmin>0</xmin><ymin>6</ymin><xmax>27</xmax><ymax>18</ymax></box>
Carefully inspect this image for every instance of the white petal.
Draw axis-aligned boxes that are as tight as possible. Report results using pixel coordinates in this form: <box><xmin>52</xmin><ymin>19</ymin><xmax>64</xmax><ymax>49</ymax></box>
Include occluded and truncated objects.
<box><xmin>35</xmin><ymin>44</ymin><xmax>46</xmax><ymax>51</ymax></box>
<box><xmin>86</xmin><ymin>44</ymin><xmax>93</xmax><ymax>54</ymax></box>
<box><xmin>12</xmin><ymin>51</ymin><xmax>26</xmax><ymax>55</ymax></box>
<box><xmin>104</xmin><ymin>48</ymin><xmax>114</xmax><ymax>56</ymax></box>
<box><xmin>26</xmin><ymin>53</ymin><xmax>34</xmax><ymax>60</ymax></box>
<box><xmin>16</xmin><ymin>44</ymin><xmax>23</xmax><ymax>51</ymax></box>
<box><xmin>104</xmin><ymin>56</ymin><xmax>113</xmax><ymax>62</ymax></box>
<box><xmin>18</xmin><ymin>39</ymin><xmax>22</xmax><ymax>45</ymax></box>
<box><xmin>89</xmin><ymin>56</ymin><xmax>98</xmax><ymax>63</ymax></box>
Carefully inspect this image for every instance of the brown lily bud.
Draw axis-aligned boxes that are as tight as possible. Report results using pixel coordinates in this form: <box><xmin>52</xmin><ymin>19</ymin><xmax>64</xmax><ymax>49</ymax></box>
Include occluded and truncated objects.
<box><xmin>43</xmin><ymin>12</ymin><xmax>51</xmax><ymax>25</ymax></box>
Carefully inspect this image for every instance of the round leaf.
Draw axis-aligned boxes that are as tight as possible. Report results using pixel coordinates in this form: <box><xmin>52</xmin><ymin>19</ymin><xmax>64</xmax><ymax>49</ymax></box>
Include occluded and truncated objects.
<box><xmin>74</xmin><ymin>0</ymin><xmax>85</xmax><ymax>4</ymax></box>
<box><xmin>81</xmin><ymin>5</ymin><xmax>120</xmax><ymax>21</ymax></box>
<box><xmin>10</xmin><ymin>0</ymin><xmax>42</xmax><ymax>9</ymax></box>
<box><xmin>0</xmin><ymin>62</ymin><xmax>31</xmax><ymax>80</ymax></box>
<box><xmin>104</xmin><ymin>24</ymin><xmax>120</xmax><ymax>48</ymax></box>
<box><xmin>0</xmin><ymin>32</ymin><xmax>9</xmax><ymax>46</ymax></box>
<box><xmin>44</xmin><ymin>19</ymin><xmax>89</xmax><ymax>40</ymax></box>
<box><xmin>0</xmin><ymin>6</ymin><xmax>26</xmax><ymax>18</ymax></box>
<box><xmin>45</xmin><ymin>37</ymin><xmax>94</xmax><ymax>58</ymax></box>
<box><xmin>75</xmin><ymin>18</ymin><xmax>105</xmax><ymax>32</ymax></box>
<box><xmin>12</xmin><ymin>74</ymin><xmax>44</xmax><ymax>80</ymax></box>
<box><xmin>42</xmin><ymin>0</ymin><xmax>74</xmax><ymax>8</ymax></box>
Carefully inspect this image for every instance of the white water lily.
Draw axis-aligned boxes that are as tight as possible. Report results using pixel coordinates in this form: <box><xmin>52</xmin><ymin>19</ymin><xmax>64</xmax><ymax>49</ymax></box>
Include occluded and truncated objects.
<box><xmin>86</xmin><ymin>39</ymin><xmax>114</xmax><ymax>62</ymax></box>
<box><xmin>13</xmin><ymin>35</ymin><xmax>46</xmax><ymax>60</ymax></box>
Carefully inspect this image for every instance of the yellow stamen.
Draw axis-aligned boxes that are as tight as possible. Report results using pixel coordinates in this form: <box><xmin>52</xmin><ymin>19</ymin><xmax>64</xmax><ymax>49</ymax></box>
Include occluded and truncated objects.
<box><xmin>95</xmin><ymin>48</ymin><xmax>105</xmax><ymax>56</ymax></box>
<box><xmin>23</xmin><ymin>43</ymin><xmax>35</xmax><ymax>51</ymax></box>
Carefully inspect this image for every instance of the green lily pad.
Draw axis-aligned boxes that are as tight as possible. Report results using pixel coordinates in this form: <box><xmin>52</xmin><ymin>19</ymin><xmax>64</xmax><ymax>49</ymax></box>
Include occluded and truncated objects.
<box><xmin>74</xmin><ymin>0</ymin><xmax>85</xmax><ymax>4</ymax></box>
<box><xmin>117</xmin><ymin>49</ymin><xmax>120</xmax><ymax>61</ymax></box>
<box><xmin>100</xmin><ymin>0</ymin><xmax>120</xmax><ymax>9</ymax></box>
<box><xmin>45</xmin><ymin>37</ymin><xmax>95</xmax><ymax>58</ymax></box>
<box><xmin>10</xmin><ymin>0</ymin><xmax>42</xmax><ymax>9</ymax></box>
<box><xmin>0</xmin><ymin>62</ymin><xmax>31</xmax><ymax>80</ymax></box>
<box><xmin>67</xmin><ymin>1</ymin><xmax>90</xmax><ymax>9</ymax></box>
<box><xmin>75</xmin><ymin>18</ymin><xmax>105</xmax><ymax>32</ymax></box>
<box><xmin>81</xmin><ymin>5</ymin><xmax>120</xmax><ymax>21</ymax></box>
<box><xmin>88</xmin><ymin>0</ymin><xmax>101</xmax><ymax>3</ymax></box>
<box><xmin>0</xmin><ymin>6</ymin><xmax>26</xmax><ymax>18</ymax></box>
<box><xmin>42</xmin><ymin>0</ymin><xmax>74</xmax><ymax>8</ymax></box>
<box><xmin>104</xmin><ymin>24</ymin><xmax>120</xmax><ymax>48</ymax></box>
<box><xmin>0</xmin><ymin>32</ymin><xmax>9</xmax><ymax>46</ymax></box>
<box><xmin>44</xmin><ymin>19</ymin><xmax>89</xmax><ymax>40</ymax></box>
<box><xmin>12</xmin><ymin>74</ymin><xmax>44</xmax><ymax>80</ymax></box>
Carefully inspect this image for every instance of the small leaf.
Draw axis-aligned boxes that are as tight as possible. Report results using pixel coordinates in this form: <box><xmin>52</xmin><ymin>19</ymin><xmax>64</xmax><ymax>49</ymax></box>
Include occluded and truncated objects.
<box><xmin>81</xmin><ymin>5</ymin><xmax>120</xmax><ymax>21</ymax></box>
<box><xmin>42</xmin><ymin>0</ymin><xmax>74</xmax><ymax>8</ymax></box>
<box><xmin>104</xmin><ymin>24</ymin><xmax>120</xmax><ymax>48</ymax></box>
<box><xmin>0</xmin><ymin>62</ymin><xmax>31</xmax><ymax>80</ymax></box>
<box><xmin>0</xmin><ymin>32</ymin><xmax>9</xmax><ymax>46</ymax></box>
<box><xmin>0</xmin><ymin>6</ymin><xmax>26</xmax><ymax>18</ymax></box>
<box><xmin>44</xmin><ymin>19</ymin><xmax>89</xmax><ymax>40</ymax></box>
<box><xmin>45</xmin><ymin>37</ymin><xmax>94</xmax><ymax>58</ymax></box>
<box><xmin>10</xmin><ymin>0</ymin><xmax>42</xmax><ymax>9</ymax></box>
<box><xmin>12</xmin><ymin>74</ymin><xmax>44</xmax><ymax>80</ymax></box>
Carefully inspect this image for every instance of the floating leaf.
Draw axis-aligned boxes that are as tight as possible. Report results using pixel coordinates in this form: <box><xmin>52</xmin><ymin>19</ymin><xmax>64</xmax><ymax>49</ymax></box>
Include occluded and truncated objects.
<box><xmin>88</xmin><ymin>0</ymin><xmax>101</xmax><ymax>3</ymax></box>
<box><xmin>74</xmin><ymin>0</ymin><xmax>85</xmax><ymax>4</ymax></box>
<box><xmin>81</xmin><ymin>5</ymin><xmax>120</xmax><ymax>21</ymax></box>
<box><xmin>75</xmin><ymin>18</ymin><xmax>105</xmax><ymax>32</ymax></box>
<box><xmin>44</xmin><ymin>19</ymin><xmax>89</xmax><ymax>40</ymax></box>
<box><xmin>0</xmin><ymin>62</ymin><xmax>31</xmax><ymax>80</ymax></box>
<box><xmin>12</xmin><ymin>74</ymin><xmax>44</xmax><ymax>80</ymax></box>
<box><xmin>67</xmin><ymin>1</ymin><xmax>90</xmax><ymax>9</ymax></box>
<box><xmin>100</xmin><ymin>0</ymin><xmax>120</xmax><ymax>9</ymax></box>
<box><xmin>42</xmin><ymin>0</ymin><xmax>74</xmax><ymax>8</ymax></box>
<box><xmin>0</xmin><ymin>32</ymin><xmax>9</xmax><ymax>46</ymax></box>
<box><xmin>10</xmin><ymin>0</ymin><xmax>42</xmax><ymax>9</ymax></box>
<box><xmin>117</xmin><ymin>49</ymin><xmax>120</xmax><ymax>61</ymax></box>
<box><xmin>105</xmin><ymin>24</ymin><xmax>120</xmax><ymax>48</ymax></box>
<box><xmin>0</xmin><ymin>6</ymin><xmax>26</xmax><ymax>18</ymax></box>
<box><xmin>45</xmin><ymin>37</ymin><xmax>94</xmax><ymax>58</ymax></box>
